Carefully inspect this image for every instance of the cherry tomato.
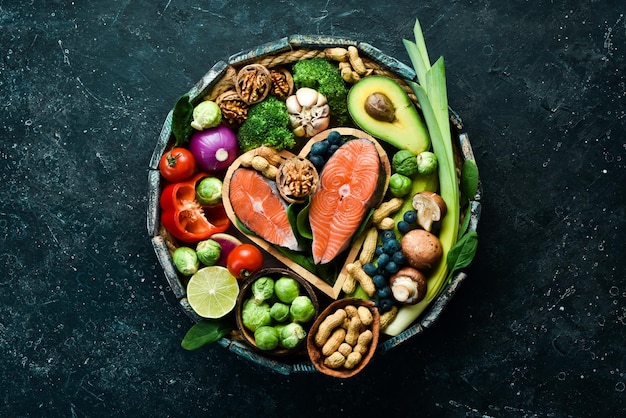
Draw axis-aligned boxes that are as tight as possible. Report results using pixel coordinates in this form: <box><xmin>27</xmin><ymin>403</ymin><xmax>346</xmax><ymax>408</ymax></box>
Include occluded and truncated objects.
<box><xmin>226</xmin><ymin>244</ymin><xmax>264</xmax><ymax>279</ymax></box>
<box><xmin>159</xmin><ymin>148</ymin><xmax>196</xmax><ymax>183</ymax></box>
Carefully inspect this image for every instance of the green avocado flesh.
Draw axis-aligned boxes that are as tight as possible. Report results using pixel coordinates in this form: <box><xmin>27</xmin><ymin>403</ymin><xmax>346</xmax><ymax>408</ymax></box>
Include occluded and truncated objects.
<box><xmin>347</xmin><ymin>75</ymin><xmax>430</xmax><ymax>155</ymax></box>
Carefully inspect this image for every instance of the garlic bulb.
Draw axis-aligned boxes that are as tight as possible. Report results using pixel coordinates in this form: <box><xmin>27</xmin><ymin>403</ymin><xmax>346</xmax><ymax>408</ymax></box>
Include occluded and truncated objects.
<box><xmin>285</xmin><ymin>87</ymin><xmax>331</xmax><ymax>137</ymax></box>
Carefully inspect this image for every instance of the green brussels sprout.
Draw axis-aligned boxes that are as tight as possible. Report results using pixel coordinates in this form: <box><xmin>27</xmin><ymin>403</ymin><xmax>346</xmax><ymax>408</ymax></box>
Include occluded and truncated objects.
<box><xmin>274</xmin><ymin>276</ymin><xmax>300</xmax><ymax>304</ymax></box>
<box><xmin>289</xmin><ymin>295</ymin><xmax>315</xmax><ymax>323</ymax></box>
<box><xmin>392</xmin><ymin>150</ymin><xmax>418</xmax><ymax>176</ymax></box>
<box><xmin>251</xmin><ymin>276</ymin><xmax>274</xmax><ymax>305</ymax></box>
<box><xmin>269</xmin><ymin>302</ymin><xmax>291</xmax><ymax>322</ymax></box>
<box><xmin>279</xmin><ymin>322</ymin><xmax>307</xmax><ymax>350</ymax></box>
<box><xmin>253</xmin><ymin>325</ymin><xmax>279</xmax><ymax>350</ymax></box>
<box><xmin>195</xmin><ymin>239</ymin><xmax>221</xmax><ymax>266</ymax></box>
<box><xmin>416</xmin><ymin>151</ymin><xmax>438</xmax><ymax>175</ymax></box>
<box><xmin>241</xmin><ymin>299</ymin><xmax>272</xmax><ymax>332</ymax></box>
<box><xmin>191</xmin><ymin>100</ymin><xmax>222</xmax><ymax>131</ymax></box>
<box><xmin>388</xmin><ymin>173</ymin><xmax>413</xmax><ymax>197</ymax></box>
<box><xmin>172</xmin><ymin>247</ymin><xmax>199</xmax><ymax>276</ymax></box>
<box><xmin>195</xmin><ymin>177</ymin><xmax>223</xmax><ymax>206</ymax></box>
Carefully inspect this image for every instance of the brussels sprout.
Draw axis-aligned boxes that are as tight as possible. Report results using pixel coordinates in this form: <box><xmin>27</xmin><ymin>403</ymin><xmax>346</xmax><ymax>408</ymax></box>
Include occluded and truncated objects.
<box><xmin>392</xmin><ymin>150</ymin><xmax>418</xmax><ymax>176</ymax></box>
<box><xmin>172</xmin><ymin>247</ymin><xmax>199</xmax><ymax>276</ymax></box>
<box><xmin>289</xmin><ymin>295</ymin><xmax>315</xmax><ymax>323</ymax></box>
<box><xmin>195</xmin><ymin>239</ymin><xmax>221</xmax><ymax>266</ymax></box>
<box><xmin>191</xmin><ymin>100</ymin><xmax>222</xmax><ymax>131</ymax></box>
<box><xmin>388</xmin><ymin>173</ymin><xmax>413</xmax><ymax>197</ymax></box>
<box><xmin>269</xmin><ymin>302</ymin><xmax>291</xmax><ymax>322</ymax></box>
<box><xmin>274</xmin><ymin>276</ymin><xmax>300</xmax><ymax>304</ymax></box>
<box><xmin>253</xmin><ymin>325</ymin><xmax>279</xmax><ymax>351</ymax></box>
<box><xmin>241</xmin><ymin>299</ymin><xmax>272</xmax><ymax>332</ymax></box>
<box><xmin>416</xmin><ymin>151</ymin><xmax>438</xmax><ymax>175</ymax></box>
<box><xmin>279</xmin><ymin>322</ymin><xmax>307</xmax><ymax>350</ymax></box>
<box><xmin>195</xmin><ymin>177</ymin><xmax>223</xmax><ymax>206</ymax></box>
<box><xmin>251</xmin><ymin>276</ymin><xmax>274</xmax><ymax>305</ymax></box>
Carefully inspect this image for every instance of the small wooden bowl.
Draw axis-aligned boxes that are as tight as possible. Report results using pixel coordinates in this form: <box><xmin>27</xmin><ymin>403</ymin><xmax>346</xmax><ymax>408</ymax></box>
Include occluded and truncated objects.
<box><xmin>235</xmin><ymin>267</ymin><xmax>320</xmax><ymax>356</ymax></box>
<box><xmin>306</xmin><ymin>298</ymin><xmax>380</xmax><ymax>378</ymax></box>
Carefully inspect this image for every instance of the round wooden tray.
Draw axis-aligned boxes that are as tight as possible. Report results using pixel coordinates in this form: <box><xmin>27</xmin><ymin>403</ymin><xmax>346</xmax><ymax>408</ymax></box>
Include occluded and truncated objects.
<box><xmin>146</xmin><ymin>35</ymin><xmax>482</xmax><ymax>375</ymax></box>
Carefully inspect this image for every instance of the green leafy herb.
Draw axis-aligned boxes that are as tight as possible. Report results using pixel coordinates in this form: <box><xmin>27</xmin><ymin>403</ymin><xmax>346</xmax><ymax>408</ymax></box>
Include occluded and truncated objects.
<box><xmin>446</xmin><ymin>230</ymin><xmax>478</xmax><ymax>283</ymax></box>
<box><xmin>181</xmin><ymin>319</ymin><xmax>233</xmax><ymax>350</ymax></box>
<box><xmin>460</xmin><ymin>159</ymin><xmax>479</xmax><ymax>202</ymax></box>
<box><xmin>172</xmin><ymin>93</ymin><xmax>194</xmax><ymax>146</ymax></box>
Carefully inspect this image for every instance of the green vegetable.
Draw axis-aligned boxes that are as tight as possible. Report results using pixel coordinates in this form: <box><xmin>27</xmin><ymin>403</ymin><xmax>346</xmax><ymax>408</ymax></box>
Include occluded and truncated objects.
<box><xmin>460</xmin><ymin>159</ymin><xmax>479</xmax><ymax>202</ymax></box>
<box><xmin>172</xmin><ymin>247</ymin><xmax>199</xmax><ymax>276</ymax></box>
<box><xmin>254</xmin><ymin>325</ymin><xmax>280</xmax><ymax>350</ymax></box>
<box><xmin>416</xmin><ymin>151</ymin><xmax>438</xmax><ymax>175</ymax></box>
<box><xmin>384</xmin><ymin>17</ymin><xmax>478</xmax><ymax>336</ymax></box>
<box><xmin>237</xmin><ymin>96</ymin><xmax>296</xmax><ymax>152</ymax></box>
<box><xmin>289</xmin><ymin>295</ymin><xmax>315</xmax><ymax>323</ymax></box>
<box><xmin>269</xmin><ymin>302</ymin><xmax>291</xmax><ymax>322</ymax></box>
<box><xmin>172</xmin><ymin>94</ymin><xmax>194</xmax><ymax>146</ymax></box>
<box><xmin>251</xmin><ymin>276</ymin><xmax>275</xmax><ymax>305</ymax></box>
<box><xmin>241</xmin><ymin>299</ymin><xmax>272</xmax><ymax>332</ymax></box>
<box><xmin>195</xmin><ymin>239</ymin><xmax>221</xmax><ymax>266</ymax></box>
<box><xmin>279</xmin><ymin>322</ymin><xmax>307</xmax><ymax>350</ymax></box>
<box><xmin>181</xmin><ymin>319</ymin><xmax>233</xmax><ymax>350</ymax></box>
<box><xmin>392</xmin><ymin>150</ymin><xmax>418</xmax><ymax>176</ymax></box>
<box><xmin>195</xmin><ymin>177</ymin><xmax>223</xmax><ymax>206</ymax></box>
<box><xmin>191</xmin><ymin>100</ymin><xmax>222</xmax><ymax>131</ymax></box>
<box><xmin>389</xmin><ymin>173</ymin><xmax>413</xmax><ymax>197</ymax></box>
<box><xmin>292</xmin><ymin>58</ymin><xmax>349</xmax><ymax>125</ymax></box>
<box><xmin>274</xmin><ymin>276</ymin><xmax>300</xmax><ymax>304</ymax></box>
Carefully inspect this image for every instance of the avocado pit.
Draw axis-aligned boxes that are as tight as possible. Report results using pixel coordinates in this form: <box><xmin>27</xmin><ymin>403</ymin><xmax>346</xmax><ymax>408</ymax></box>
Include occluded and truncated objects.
<box><xmin>364</xmin><ymin>92</ymin><xmax>396</xmax><ymax>122</ymax></box>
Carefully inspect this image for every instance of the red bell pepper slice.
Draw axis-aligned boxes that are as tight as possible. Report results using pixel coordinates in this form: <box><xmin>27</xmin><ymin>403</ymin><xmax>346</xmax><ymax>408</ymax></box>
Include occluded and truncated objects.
<box><xmin>159</xmin><ymin>172</ymin><xmax>230</xmax><ymax>243</ymax></box>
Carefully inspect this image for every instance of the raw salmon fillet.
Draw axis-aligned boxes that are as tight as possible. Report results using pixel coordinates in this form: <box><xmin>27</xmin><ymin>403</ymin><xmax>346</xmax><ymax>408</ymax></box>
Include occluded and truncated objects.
<box><xmin>229</xmin><ymin>168</ymin><xmax>300</xmax><ymax>251</ymax></box>
<box><xmin>309</xmin><ymin>139</ymin><xmax>381</xmax><ymax>264</ymax></box>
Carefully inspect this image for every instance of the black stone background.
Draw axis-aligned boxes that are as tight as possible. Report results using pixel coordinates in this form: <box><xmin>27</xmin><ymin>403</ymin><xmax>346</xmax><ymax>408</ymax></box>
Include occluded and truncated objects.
<box><xmin>1</xmin><ymin>1</ymin><xmax>624</xmax><ymax>417</ymax></box>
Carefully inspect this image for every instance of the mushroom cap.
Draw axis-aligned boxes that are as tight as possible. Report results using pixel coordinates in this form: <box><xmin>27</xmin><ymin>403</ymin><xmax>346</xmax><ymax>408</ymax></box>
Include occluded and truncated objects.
<box><xmin>400</xmin><ymin>229</ymin><xmax>443</xmax><ymax>270</ymax></box>
<box><xmin>412</xmin><ymin>191</ymin><xmax>447</xmax><ymax>231</ymax></box>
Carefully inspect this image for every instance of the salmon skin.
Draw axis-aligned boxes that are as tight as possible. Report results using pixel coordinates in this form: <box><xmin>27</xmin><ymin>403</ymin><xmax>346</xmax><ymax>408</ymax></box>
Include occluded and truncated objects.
<box><xmin>309</xmin><ymin>138</ymin><xmax>383</xmax><ymax>264</ymax></box>
<box><xmin>228</xmin><ymin>168</ymin><xmax>301</xmax><ymax>251</ymax></box>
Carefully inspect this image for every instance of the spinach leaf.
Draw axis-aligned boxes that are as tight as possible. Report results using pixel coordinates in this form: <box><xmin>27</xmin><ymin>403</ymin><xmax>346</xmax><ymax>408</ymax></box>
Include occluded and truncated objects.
<box><xmin>181</xmin><ymin>319</ymin><xmax>233</xmax><ymax>350</ymax></box>
<box><xmin>172</xmin><ymin>93</ymin><xmax>194</xmax><ymax>146</ymax></box>
<box><xmin>446</xmin><ymin>230</ymin><xmax>478</xmax><ymax>283</ymax></box>
<box><xmin>460</xmin><ymin>159</ymin><xmax>479</xmax><ymax>202</ymax></box>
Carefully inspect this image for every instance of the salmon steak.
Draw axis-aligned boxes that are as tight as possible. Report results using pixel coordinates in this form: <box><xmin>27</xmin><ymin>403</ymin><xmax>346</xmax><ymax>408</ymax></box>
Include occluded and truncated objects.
<box><xmin>228</xmin><ymin>168</ymin><xmax>301</xmax><ymax>251</ymax></box>
<box><xmin>309</xmin><ymin>138</ymin><xmax>383</xmax><ymax>264</ymax></box>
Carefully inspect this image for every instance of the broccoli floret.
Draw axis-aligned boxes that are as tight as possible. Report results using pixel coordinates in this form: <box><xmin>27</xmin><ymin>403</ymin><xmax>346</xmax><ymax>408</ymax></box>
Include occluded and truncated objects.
<box><xmin>292</xmin><ymin>58</ymin><xmax>349</xmax><ymax>126</ymax></box>
<box><xmin>237</xmin><ymin>96</ymin><xmax>296</xmax><ymax>152</ymax></box>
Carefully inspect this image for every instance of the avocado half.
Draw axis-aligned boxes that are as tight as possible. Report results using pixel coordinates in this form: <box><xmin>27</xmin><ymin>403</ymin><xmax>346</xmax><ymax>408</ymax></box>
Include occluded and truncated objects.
<box><xmin>347</xmin><ymin>76</ymin><xmax>430</xmax><ymax>155</ymax></box>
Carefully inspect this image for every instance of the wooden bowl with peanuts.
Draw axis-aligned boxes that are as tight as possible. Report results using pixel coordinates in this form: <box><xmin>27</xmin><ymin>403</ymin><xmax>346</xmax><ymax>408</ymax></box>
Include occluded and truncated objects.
<box><xmin>306</xmin><ymin>298</ymin><xmax>380</xmax><ymax>378</ymax></box>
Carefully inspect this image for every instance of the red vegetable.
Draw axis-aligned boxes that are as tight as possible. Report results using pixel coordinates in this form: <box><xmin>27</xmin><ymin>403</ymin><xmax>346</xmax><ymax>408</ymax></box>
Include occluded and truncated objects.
<box><xmin>160</xmin><ymin>172</ymin><xmax>230</xmax><ymax>243</ymax></box>
<box><xmin>188</xmin><ymin>124</ymin><xmax>239</xmax><ymax>172</ymax></box>
<box><xmin>226</xmin><ymin>243</ymin><xmax>264</xmax><ymax>279</ymax></box>
<box><xmin>158</xmin><ymin>147</ymin><xmax>196</xmax><ymax>183</ymax></box>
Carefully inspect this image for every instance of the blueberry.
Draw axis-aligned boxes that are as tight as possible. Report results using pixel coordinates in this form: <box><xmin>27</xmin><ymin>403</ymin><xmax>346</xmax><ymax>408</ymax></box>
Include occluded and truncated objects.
<box><xmin>376</xmin><ymin>253</ymin><xmax>390</xmax><ymax>268</ymax></box>
<box><xmin>392</xmin><ymin>251</ymin><xmax>406</xmax><ymax>265</ymax></box>
<box><xmin>397</xmin><ymin>220</ymin><xmax>413</xmax><ymax>234</ymax></box>
<box><xmin>374</xmin><ymin>245</ymin><xmax>384</xmax><ymax>257</ymax></box>
<box><xmin>328</xmin><ymin>143</ymin><xmax>340</xmax><ymax>156</ymax></box>
<box><xmin>326</xmin><ymin>130</ymin><xmax>342</xmax><ymax>145</ymax></box>
<box><xmin>310</xmin><ymin>140</ymin><xmax>329</xmax><ymax>156</ymax></box>
<box><xmin>379</xmin><ymin>298</ymin><xmax>395</xmax><ymax>312</ymax></box>
<box><xmin>372</xmin><ymin>274</ymin><xmax>387</xmax><ymax>289</ymax></box>
<box><xmin>384</xmin><ymin>261</ymin><xmax>400</xmax><ymax>275</ymax></box>
<box><xmin>362</xmin><ymin>262</ymin><xmax>378</xmax><ymax>276</ymax></box>
<box><xmin>381</xmin><ymin>230</ymin><xmax>396</xmax><ymax>242</ymax></box>
<box><xmin>377</xmin><ymin>285</ymin><xmax>392</xmax><ymax>299</ymax></box>
<box><xmin>308</xmin><ymin>154</ymin><xmax>325</xmax><ymax>168</ymax></box>
<box><xmin>403</xmin><ymin>210</ymin><xmax>417</xmax><ymax>224</ymax></box>
<box><xmin>383</xmin><ymin>239</ymin><xmax>401</xmax><ymax>254</ymax></box>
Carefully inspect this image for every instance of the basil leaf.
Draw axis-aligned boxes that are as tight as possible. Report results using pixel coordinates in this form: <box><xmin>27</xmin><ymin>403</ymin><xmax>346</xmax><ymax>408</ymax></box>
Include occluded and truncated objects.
<box><xmin>446</xmin><ymin>230</ymin><xmax>478</xmax><ymax>283</ymax></box>
<box><xmin>181</xmin><ymin>319</ymin><xmax>233</xmax><ymax>351</ymax></box>
<box><xmin>296</xmin><ymin>199</ymin><xmax>313</xmax><ymax>240</ymax></box>
<box><xmin>460</xmin><ymin>159</ymin><xmax>479</xmax><ymax>202</ymax></box>
<box><xmin>172</xmin><ymin>94</ymin><xmax>194</xmax><ymax>146</ymax></box>
<box><xmin>458</xmin><ymin>205</ymin><xmax>472</xmax><ymax>240</ymax></box>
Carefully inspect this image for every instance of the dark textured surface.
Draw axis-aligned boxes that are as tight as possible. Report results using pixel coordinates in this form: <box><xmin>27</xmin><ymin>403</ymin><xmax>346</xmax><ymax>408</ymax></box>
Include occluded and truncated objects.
<box><xmin>1</xmin><ymin>1</ymin><xmax>624</xmax><ymax>417</ymax></box>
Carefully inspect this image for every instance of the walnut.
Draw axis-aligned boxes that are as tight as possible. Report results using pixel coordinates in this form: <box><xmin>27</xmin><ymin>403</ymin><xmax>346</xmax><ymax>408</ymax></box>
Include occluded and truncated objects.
<box><xmin>276</xmin><ymin>157</ymin><xmax>319</xmax><ymax>203</ymax></box>
<box><xmin>269</xmin><ymin>67</ymin><xmax>294</xmax><ymax>100</ymax></box>
<box><xmin>235</xmin><ymin>64</ymin><xmax>271</xmax><ymax>104</ymax></box>
<box><xmin>216</xmin><ymin>90</ymin><xmax>248</xmax><ymax>127</ymax></box>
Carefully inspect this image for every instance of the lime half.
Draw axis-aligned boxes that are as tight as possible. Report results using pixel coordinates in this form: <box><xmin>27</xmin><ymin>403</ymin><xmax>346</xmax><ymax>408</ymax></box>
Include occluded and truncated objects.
<box><xmin>187</xmin><ymin>266</ymin><xmax>239</xmax><ymax>318</ymax></box>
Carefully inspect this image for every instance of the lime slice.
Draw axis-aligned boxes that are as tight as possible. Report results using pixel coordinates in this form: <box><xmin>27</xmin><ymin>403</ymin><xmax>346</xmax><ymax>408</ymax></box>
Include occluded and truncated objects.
<box><xmin>187</xmin><ymin>266</ymin><xmax>239</xmax><ymax>318</ymax></box>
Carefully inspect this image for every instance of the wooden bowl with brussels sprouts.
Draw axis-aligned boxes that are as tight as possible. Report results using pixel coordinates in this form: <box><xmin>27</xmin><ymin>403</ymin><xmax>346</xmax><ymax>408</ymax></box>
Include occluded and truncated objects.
<box><xmin>235</xmin><ymin>267</ymin><xmax>320</xmax><ymax>356</ymax></box>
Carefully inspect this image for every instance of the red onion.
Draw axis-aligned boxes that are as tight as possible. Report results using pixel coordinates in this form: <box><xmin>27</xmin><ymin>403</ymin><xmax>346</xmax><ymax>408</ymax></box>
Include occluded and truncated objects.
<box><xmin>188</xmin><ymin>124</ymin><xmax>239</xmax><ymax>172</ymax></box>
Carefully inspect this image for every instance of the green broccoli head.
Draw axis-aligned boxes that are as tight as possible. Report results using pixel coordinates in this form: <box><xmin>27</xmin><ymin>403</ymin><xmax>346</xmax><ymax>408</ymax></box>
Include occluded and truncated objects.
<box><xmin>237</xmin><ymin>96</ymin><xmax>296</xmax><ymax>152</ymax></box>
<box><xmin>292</xmin><ymin>58</ymin><xmax>349</xmax><ymax>126</ymax></box>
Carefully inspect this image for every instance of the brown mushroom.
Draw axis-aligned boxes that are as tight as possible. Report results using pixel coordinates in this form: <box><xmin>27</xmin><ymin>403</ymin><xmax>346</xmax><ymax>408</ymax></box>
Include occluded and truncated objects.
<box><xmin>400</xmin><ymin>229</ymin><xmax>443</xmax><ymax>270</ymax></box>
<box><xmin>412</xmin><ymin>191</ymin><xmax>447</xmax><ymax>232</ymax></box>
<box><xmin>389</xmin><ymin>267</ymin><xmax>427</xmax><ymax>304</ymax></box>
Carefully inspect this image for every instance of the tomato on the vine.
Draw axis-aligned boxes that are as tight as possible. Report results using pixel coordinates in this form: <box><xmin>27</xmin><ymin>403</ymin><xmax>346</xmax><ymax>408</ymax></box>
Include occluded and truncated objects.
<box><xmin>159</xmin><ymin>148</ymin><xmax>196</xmax><ymax>183</ymax></box>
<box><xmin>227</xmin><ymin>244</ymin><xmax>264</xmax><ymax>280</ymax></box>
